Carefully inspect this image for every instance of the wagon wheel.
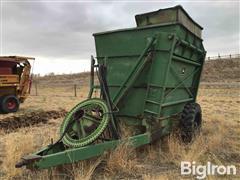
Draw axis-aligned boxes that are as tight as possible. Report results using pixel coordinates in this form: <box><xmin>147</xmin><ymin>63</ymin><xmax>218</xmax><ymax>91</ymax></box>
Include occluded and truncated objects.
<box><xmin>180</xmin><ymin>102</ymin><xmax>202</xmax><ymax>143</ymax></box>
<box><xmin>60</xmin><ymin>98</ymin><xmax>110</xmax><ymax>147</ymax></box>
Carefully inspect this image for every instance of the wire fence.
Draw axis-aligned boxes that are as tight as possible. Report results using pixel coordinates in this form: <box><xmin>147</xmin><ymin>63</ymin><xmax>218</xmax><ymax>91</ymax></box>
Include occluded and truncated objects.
<box><xmin>206</xmin><ymin>54</ymin><xmax>240</xmax><ymax>61</ymax></box>
<box><xmin>30</xmin><ymin>83</ymin><xmax>90</xmax><ymax>98</ymax></box>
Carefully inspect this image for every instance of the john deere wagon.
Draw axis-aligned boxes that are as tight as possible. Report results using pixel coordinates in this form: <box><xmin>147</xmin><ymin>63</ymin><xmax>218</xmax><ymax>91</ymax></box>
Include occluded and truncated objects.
<box><xmin>16</xmin><ymin>5</ymin><xmax>206</xmax><ymax>169</ymax></box>
<box><xmin>0</xmin><ymin>56</ymin><xmax>34</xmax><ymax>113</ymax></box>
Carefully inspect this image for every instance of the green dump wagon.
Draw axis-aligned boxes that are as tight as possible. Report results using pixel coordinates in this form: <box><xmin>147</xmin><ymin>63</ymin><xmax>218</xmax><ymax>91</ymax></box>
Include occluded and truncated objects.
<box><xmin>16</xmin><ymin>5</ymin><xmax>206</xmax><ymax>169</ymax></box>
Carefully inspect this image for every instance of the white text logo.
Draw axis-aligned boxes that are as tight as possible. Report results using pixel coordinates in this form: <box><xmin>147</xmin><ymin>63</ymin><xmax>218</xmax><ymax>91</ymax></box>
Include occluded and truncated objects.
<box><xmin>181</xmin><ymin>161</ymin><xmax>236</xmax><ymax>179</ymax></box>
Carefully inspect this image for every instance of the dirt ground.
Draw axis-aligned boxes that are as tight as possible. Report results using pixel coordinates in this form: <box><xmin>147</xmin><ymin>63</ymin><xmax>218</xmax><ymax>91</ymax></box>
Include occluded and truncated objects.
<box><xmin>0</xmin><ymin>82</ymin><xmax>239</xmax><ymax>179</ymax></box>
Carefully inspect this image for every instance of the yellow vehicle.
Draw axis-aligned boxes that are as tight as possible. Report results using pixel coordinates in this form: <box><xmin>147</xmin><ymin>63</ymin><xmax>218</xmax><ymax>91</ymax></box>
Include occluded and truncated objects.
<box><xmin>0</xmin><ymin>56</ymin><xmax>34</xmax><ymax>113</ymax></box>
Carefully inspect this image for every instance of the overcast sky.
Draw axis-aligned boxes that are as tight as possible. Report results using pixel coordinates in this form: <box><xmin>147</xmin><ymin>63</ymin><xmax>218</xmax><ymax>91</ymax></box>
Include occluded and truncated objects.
<box><xmin>0</xmin><ymin>0</ymin><xmax>239</xmax><ymax>75</ymax></box>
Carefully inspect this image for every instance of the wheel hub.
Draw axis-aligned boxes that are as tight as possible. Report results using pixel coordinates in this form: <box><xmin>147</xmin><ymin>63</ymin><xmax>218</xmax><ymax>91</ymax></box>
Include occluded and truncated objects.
<box><xmin>7</xmin><ymin>99</ymin><xmax>16</xmax><ymax>110</ymax></box>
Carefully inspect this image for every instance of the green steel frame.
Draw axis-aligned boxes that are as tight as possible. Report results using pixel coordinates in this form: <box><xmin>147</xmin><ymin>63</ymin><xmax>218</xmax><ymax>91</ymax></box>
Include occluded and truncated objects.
<box><xmin>22</xmin><ymin>133</ymin><xmax>150</xmax><ymax>169</ymax></box>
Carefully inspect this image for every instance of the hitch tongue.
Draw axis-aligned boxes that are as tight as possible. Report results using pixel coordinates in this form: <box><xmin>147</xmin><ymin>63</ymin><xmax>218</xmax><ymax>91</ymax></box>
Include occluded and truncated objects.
<box><xmin>15</xmin><ymin>154</ymin><xmax>42</xmax><ymax>168</ymax></box>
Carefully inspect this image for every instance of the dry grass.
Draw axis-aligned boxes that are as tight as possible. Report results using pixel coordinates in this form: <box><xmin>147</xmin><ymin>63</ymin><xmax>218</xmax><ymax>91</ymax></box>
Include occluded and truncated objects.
<box><xmin>1</xmin><ymin>125</ymin><xmax>59</xmax><ymax>179</ymax></box>
<box><xmin>71</xmin><ymin>159</ymin><xmax>102</xmax><ymax>180</ymax></box>
<box><xmin>105</xmin><ymin>142</ymin><xmax>138</xmax><ymax>177</ymax></box>
<box><xmin>0</xmin><ymin>85</ymin><xmax>239</xmax><ymax>179</ymax></box>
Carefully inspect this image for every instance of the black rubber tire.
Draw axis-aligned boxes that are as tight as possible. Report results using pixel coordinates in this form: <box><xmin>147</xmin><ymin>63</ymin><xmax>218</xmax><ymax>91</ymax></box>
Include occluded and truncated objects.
<box><xmin>0</xmin><ymin>96</ymin><xmax>3</xmax><ymax>113</ymax></box>
<box><xmin>1</xmin><ymin>95</ymin><xmax>20</xmax><ymax>113</ymax></box>
<box><xmin>180</xmin><ymin>102</ymin><xmax>202</xmax><ymax>143</ymax></box>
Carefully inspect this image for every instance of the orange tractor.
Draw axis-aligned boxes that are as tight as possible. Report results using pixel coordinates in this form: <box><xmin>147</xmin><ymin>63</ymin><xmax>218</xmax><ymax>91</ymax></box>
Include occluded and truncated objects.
<box><xmin>0</xmin><ymin>56</ymin><xmax>34</xmax><ymax>113</ymax></box>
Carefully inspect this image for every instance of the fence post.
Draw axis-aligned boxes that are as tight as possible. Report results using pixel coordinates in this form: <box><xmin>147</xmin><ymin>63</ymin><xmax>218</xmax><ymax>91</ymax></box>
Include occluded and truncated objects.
<box><xmin>230</xmin><ymin>54</ymin><xmax>231</xmax><ymax>59</ymax></box>
<box><xmin>74</xmin><ymin>84</ymin><xmax>77</xmax><ymax>97</ymax></box>
<box><xmin>35</xmin><ymin>82</ymin><xmax>38</xmax><ymax>96</ymax></box>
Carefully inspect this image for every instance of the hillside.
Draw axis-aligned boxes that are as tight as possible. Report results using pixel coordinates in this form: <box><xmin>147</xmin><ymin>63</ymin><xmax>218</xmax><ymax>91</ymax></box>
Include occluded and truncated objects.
<box><xmin>201</xmin><ymin>58</ymin><xmax>240</xmax><ymax>82</ymax></box>
<box><xmin>33</xmin><ymin>58</ymin><xmax>240</xmax><ymax>86</ymax></box>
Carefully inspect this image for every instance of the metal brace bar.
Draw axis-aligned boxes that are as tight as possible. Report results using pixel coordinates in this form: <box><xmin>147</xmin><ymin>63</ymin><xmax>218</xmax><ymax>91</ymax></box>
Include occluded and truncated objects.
<box><xmin>162</xmin><ymin>98</ymin><xmax>194</xmax><ymax>107</ymax></box>
<box><xmin>157</xmin><ymin>34</ymin><xmax>177</xmax><ymax>116</ymax></box>
<box><xmin>176</xmin><ymin>38</ymin><xmax>204</xmax><ymax>54</ymax></box>
<box><xmin>164</xmin><ymin>67</ymin><xmax>200</xmax><ymax>98</ymax></box>
<box><xmin>88</xmin><ymin>56</ymin><xmax>95</xmax><ymax>98</ymax></box>
<box><xmin>172</xmin><ymin>55</ymin><xmax>201</xmax><ymax>66</ymax></box>
<box><xmin>170</xmin><ymin>66</ymin><xmax>194</xmax><ymax>97</ymax></box>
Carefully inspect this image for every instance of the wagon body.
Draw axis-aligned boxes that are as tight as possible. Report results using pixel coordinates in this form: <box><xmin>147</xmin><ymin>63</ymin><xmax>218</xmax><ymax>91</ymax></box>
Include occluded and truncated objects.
<box><xmin>93</xmin><ymin>6</ymin><xmax>205</xmax><ymax>125</ymax></box>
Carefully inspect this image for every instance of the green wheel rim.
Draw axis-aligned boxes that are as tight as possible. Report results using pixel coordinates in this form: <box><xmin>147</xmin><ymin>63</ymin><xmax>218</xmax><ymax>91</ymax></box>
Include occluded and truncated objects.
<box><xmin>60</xmin><ymin>98</ymin><xmax>110</xmax><ymax>148</ymax></box>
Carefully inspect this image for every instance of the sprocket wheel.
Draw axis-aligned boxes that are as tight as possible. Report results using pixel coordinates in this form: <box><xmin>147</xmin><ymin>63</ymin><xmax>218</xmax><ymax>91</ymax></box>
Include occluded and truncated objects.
<box><xmin>60</xmin><ymin>98</ymin><xmax>110</xmax><ymax>148</ymax></box>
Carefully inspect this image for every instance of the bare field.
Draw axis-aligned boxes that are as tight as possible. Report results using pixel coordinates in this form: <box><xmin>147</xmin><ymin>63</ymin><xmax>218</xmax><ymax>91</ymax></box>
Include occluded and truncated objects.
<box><xmin>0</xmin><ymin>83</ymin><xmax>239</xmax><ymax>180</ymax></box>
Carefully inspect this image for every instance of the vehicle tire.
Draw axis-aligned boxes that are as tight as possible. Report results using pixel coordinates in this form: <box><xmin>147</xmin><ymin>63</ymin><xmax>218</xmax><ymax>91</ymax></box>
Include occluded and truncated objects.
<box><xmin>1</xmin><ymin>95</ymin><xmax>20</xmax><ymax>113</ymax></box>
<box><xmin>180</xmin><ymin>102</ymin><xmax>202</xmax><ymax>143</ymax></box>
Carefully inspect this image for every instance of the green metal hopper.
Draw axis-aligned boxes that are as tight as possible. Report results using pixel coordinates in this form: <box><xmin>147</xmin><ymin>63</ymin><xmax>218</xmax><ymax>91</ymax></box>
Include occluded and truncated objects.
<box><xmin>93</xmin><ymin>5</ymin><xmax>205</xmax><ymax>128</ymax></box>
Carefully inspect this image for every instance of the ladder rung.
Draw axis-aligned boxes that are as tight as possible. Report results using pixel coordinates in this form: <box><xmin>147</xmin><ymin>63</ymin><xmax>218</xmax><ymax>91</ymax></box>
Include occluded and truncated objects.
<box><xmin>145</xmin><ymin>100</ymin><xmax>161</xmax><ymax>105</ymax></box>
<box><xmin>148</xmin><ymin>84</ymin><xmax>162</xmax><ymax>88</ymax></box>
<box><xmin>144</xmin><ymin>109</ymin><xmax>158</xmax><ymax>115</ymax></box>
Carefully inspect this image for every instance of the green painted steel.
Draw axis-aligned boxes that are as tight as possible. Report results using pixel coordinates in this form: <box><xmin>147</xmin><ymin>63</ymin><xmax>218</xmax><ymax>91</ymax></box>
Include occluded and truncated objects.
<box><xmin>25</xmin><ymin>133</ymin><xmax>150</xmax><ymax>169</ymax></box>
<box><xmin>93</xmin><ymin>22</ymin><xmax>205</xmax><ymax>122</ymax></box>
<box><xmin>16</xmin><ymin>6</ymin><xmax>206</xmax><ymax>170</ymax></box>
<box><xmin>135</xmin><ymin>5</ymin><xmax>203</xmax><ymax>38</ymax></box>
